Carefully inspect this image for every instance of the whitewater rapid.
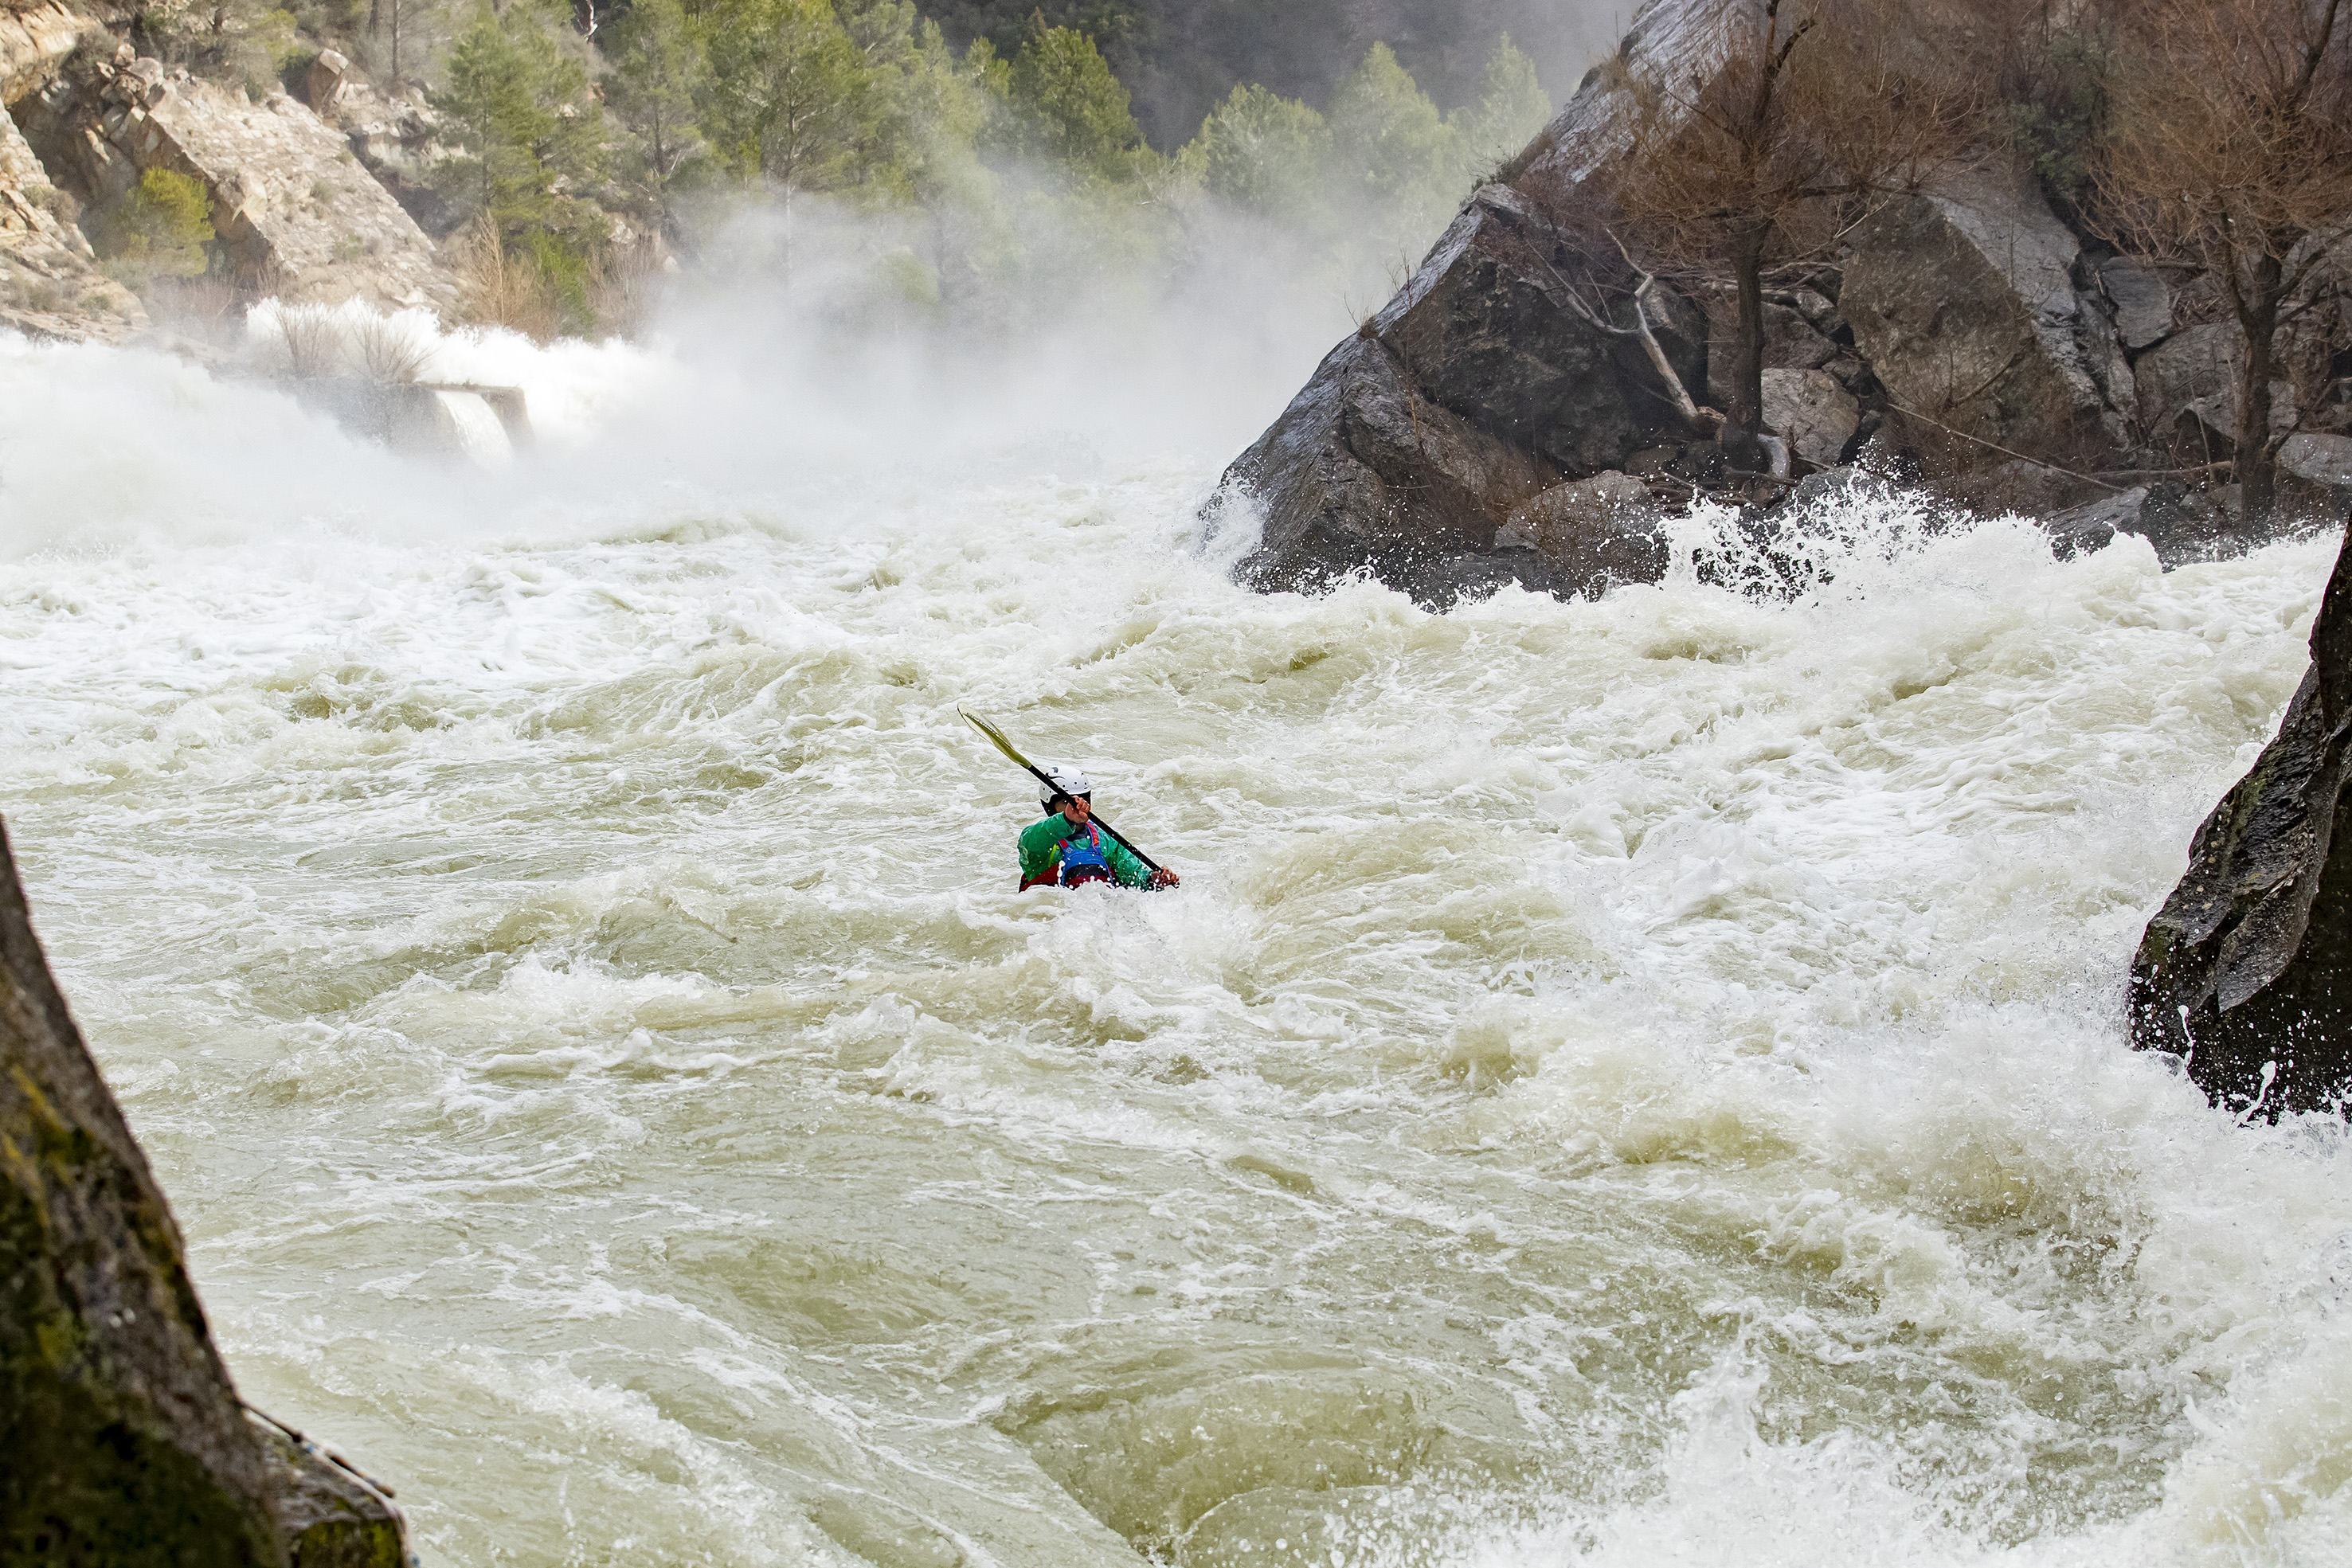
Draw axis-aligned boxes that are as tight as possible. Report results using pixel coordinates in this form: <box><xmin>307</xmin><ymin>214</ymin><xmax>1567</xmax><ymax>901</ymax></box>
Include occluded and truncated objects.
<box><xmin>5</xmin><ymin>324</ymin><xmax>2352</xmax><ymax>1568</ymax></box>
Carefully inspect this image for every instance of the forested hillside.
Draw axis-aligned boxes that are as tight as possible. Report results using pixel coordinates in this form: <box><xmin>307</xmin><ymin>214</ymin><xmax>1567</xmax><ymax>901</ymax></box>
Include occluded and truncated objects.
<box><xmin>61</xmin><ymin>0</ymin><xmax>1563</xmax><ymax>339</ymax></box>
<box><xmin>924</xmin><ymin>0</ymin><xmax>1620</xmax><ymax>146</ymax></box>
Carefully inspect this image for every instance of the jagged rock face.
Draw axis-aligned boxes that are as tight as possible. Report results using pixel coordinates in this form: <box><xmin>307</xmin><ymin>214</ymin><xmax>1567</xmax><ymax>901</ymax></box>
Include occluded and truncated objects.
<box><xmin>1761</xmin><ymin>369</ymin><xmax>1859</xmax><ymax>471</ymax></box>
<box><xmin>2130</xmin><ymin>523</ymin><xmax>2352</xmax><ymax>1117</ymax></box>
<box><xmin>21</xmin><ymin>54</ymin><xmax>455</xmax><ymax>311</ymax></box>
<box><xmin>1217</xmin><ymin>323</ymin><xmax>1559</xmax><ymax>604</ymax></box>
<box><xmin>1376</xmin><ymin>185</ymin><xmax>1705</xmax><ymax>475</ymax></box>
<box><xmin>1213</xmin><ymin>0</ymin><xmax>2164</xmax><ymax>605</ymax></box>
<box><xmin>0</xmin><ymin>817</ymin><xmax>408</xmax><ymax>1562</ymax></box>
<box><xmin>1842</xmin><ymin>166</ymin><xmax>2131</xmax><ymax>456</ymax></box>
<box><xmin>0</xmin><ymin>92</ymin><xmax>143</xmax><ymax>338</ymax></box>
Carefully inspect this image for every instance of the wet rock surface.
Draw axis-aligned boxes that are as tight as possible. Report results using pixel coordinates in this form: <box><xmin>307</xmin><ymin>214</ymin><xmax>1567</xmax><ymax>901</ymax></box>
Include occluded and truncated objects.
<box><xmin>0</xmin><ymin>816</ymin><xmax>407</xmax><ymax>1563</ymax></box>
<box><xmin>2130</xmin><ymin>522</ymin><xmax>2352</xmax><ymax>1117</ymax></box>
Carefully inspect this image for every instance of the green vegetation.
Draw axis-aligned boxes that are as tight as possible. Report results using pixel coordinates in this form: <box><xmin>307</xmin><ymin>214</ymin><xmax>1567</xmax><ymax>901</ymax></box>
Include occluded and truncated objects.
<box><xmin>92</xmin><ymin>168</ymin><xmax>217</xmax><ymax>287</ymax></box>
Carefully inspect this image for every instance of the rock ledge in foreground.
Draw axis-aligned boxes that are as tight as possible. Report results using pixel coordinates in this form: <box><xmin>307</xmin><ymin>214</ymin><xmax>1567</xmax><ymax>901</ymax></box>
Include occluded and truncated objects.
<box><xmin>0</xmin><ymin>815</ymin><xmax>409</xmax><ymax>1564</ymax></box>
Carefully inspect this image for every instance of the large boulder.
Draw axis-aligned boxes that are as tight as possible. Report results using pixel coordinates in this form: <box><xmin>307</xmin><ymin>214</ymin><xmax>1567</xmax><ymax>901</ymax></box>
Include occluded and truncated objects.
<box><xmin>1761</xmin><ymin>368</ymin><xmax>1861</xmax><ymax>470</ymax></box>
<box><xmin>1217</xmin><ymin>0</ymin><xmax>1728</xmax><ymax>605</ymax></box>
<box><xmin>0</xmin><ymin>817</ymin><xmax>408</xmax><ymax>1562</ymax></box>
<box><xmin>1214</xmin><ymin>0</ymin><xmax>2181</xmax><ymax>606</ymax></box>
<box><xmin>20</xmin><ymin>53</ymin><xmax>455</xmax><ymax>311</ymax></box>
<box><xmin>1218</xmin><ymin>321</ymin><xmax>1563</xmax><ymax>604</ymax></box>
<box><xmin>2129</xmin><ymin>522</ymin><xmax>2352</xmax><ymax>1116</ymax></box>
<box><xmin>1841</xmin><ymin>165</ymin><xmax>2131</xmax><ymax>456</ymax></box>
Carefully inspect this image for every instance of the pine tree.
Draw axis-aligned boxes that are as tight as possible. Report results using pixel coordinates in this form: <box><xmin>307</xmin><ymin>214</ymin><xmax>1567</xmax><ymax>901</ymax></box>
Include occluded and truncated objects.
<box><xmin>1003</xmin><ymin>23</ymin><xmax>1145</xmax><ymax>182</ymax></box>
<box><xmin>1450</xmin><ymin>33</ymin><xmax>1548</xmax><ymax>171</ymax></box>
<box><xmin>1327</xmin><ymin>42</ymin><xmax>1463</xmax><ymax>246</ymax></box>
<box><xmin>1188</xmin><ymin>83</ymin><xmax>1329</xmax><ymax>215</ymax></box>
<box><xmin>605</xmin><ymin>0</ymin><xmax>710</xmax><ymax>230</ymax></box>
<box><xmin>702</xmin><ymin>0</ymin><xmax>881</xmax><ymax>194</ymax></box>
<box><xmin>433</xmin><ymin>0</ymin><xmax>607</xmax><ymax>242</ymax></box>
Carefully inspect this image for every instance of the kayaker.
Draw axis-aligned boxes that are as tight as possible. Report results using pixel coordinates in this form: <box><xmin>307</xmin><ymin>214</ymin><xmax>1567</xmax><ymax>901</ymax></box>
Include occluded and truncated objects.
<box><xmin>1019</xmin><ymin>765</ymin><xmax>1180</xmax><ymax>891</ymax></box>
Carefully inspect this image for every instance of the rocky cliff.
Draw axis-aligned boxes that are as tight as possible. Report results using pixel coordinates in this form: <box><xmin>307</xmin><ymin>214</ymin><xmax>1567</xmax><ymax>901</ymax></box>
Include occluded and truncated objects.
<box><xmin>0</xmin><ymin>816</ymin><xmax>409</xmax><ymax>1563</ymax></box>
<box><xmin>1213</xmin><ymin>0</ymin><xmax>2352</xmax><ymax>607</ymax></box>
<box><xmin>1</xmin><ymin>0</ymin><xmax>456</xmax><ymax>340</ymax></box>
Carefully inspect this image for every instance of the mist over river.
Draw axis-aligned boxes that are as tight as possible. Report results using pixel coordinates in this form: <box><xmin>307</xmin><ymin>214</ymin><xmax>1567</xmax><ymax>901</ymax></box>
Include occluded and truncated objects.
<box><xmin>6</xmin><ymin>312</ymin><xmax>2352</xmax><ymax>1567</ymax></box>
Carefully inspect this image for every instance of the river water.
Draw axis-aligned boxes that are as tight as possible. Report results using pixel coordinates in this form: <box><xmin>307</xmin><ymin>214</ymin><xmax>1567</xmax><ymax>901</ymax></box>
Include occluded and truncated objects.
<box><xmin>5</xmin><ymin>316</ymin><xmax>2352</xmax><ymax>1568</ymax></box>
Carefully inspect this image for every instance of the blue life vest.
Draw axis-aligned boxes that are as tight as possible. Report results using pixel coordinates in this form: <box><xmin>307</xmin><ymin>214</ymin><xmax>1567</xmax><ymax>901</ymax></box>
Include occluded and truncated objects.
<box><xmin>1058</xmin><ymin>824</ymin><xmax>1114</xmax><ymax>886</ymax></box>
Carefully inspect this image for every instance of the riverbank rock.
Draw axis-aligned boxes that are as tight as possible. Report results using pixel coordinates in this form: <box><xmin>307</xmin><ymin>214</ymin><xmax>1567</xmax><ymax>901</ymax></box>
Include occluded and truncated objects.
<box><xmin>0</xmin><ymin>0</ymin><xmax>98</xmax><ymax>102</ymax></box>
<box><xmin>2129</xmin><ymin>522</ymin><xmax>2352</xmax><ymax>1117</ymax></box>
<box><xmin>1215</xmin><ymin>3</ymin><xmax>1718</xmax><ymax>607</ymax></box>
<box><xmin>0</xmin><ymin>815</ymin><xmax>409</xmax><ymax>1561</ymax></box>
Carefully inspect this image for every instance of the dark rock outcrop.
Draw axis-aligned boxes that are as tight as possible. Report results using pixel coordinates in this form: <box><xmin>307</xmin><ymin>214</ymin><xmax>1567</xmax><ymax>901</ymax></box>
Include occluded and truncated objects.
<box><xmin>0</xmin><ymin>816</ymin><xmax>408</xmax><ymax>1562</ymax></box>
<box><xmin>2130</xmin><ymin>521</ymin><xmax>2352</xmax><ymax>1117</ymax></box>
<box><xmin>1214</xmin><ymin>0</ymin><xmax>2352</xmax><ymax>604</ymax></box>
<box><xmin>1215</xmin><ymin>180</ymin><xmax>1707</xmax><ymax>605</ymax></box>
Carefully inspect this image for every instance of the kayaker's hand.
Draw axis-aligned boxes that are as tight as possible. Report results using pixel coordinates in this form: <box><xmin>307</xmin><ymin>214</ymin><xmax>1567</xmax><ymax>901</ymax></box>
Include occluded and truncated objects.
<box><xmin>1148</xmin><ymin>868</ymin><xmax>1180</xmax><ymax>890</ymax></box>
<box><xmin>1059</xmin><ymin>796</ymin><xmax>1092</xmax><ymax>827</ymax></box>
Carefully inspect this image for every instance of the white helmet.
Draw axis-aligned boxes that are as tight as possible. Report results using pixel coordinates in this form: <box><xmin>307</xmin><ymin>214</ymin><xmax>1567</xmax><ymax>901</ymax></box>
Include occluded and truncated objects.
<box><xmin>1037</xmin><ymin>764</ymin><xmax>1093</xmax><ymax>811</ymax></box>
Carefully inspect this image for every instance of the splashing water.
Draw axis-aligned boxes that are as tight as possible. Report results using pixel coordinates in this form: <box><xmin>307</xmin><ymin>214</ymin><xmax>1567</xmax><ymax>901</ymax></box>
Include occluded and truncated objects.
<box><xmin>4</xmin><ymin>318</ymin><xmax>2351</xmax><ymax>1568</ymax></box>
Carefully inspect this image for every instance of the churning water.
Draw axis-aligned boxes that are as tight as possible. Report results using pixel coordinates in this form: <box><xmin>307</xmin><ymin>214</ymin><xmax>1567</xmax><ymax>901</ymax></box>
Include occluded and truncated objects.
<box><xmin>5</xmin><ymin>320</ymin><xmax>2352</xmax><ymax>1568</ymax></box>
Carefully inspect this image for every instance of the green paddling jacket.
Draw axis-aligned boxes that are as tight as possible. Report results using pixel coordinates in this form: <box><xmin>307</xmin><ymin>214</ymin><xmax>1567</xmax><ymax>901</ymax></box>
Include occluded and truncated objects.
<box><xmin>1018</xmin><ymin>815</ymin><xmax>1154</xmax><ymax>890</ymax></box>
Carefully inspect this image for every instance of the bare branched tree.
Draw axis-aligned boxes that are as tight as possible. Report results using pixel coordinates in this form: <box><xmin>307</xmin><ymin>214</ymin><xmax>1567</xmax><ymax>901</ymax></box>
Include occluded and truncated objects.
<box><xmin>1601</xmin><ymin>0</ymin><xmax>1973</xmax><ymax>469</ymax></box>
<box><xmin>351</xmin><ymin>311</ymin><xmax>436</xmax><ymax>382</ymax></box>
<box><xmin>2094</xmin><ymin>0</ymin><xmax>2352</xmax><ymax>521</ymax></box>
<box><xmin>274</xmin><ymin>303</ymin><xmax>345</xmax><ymax>379</ymax></box>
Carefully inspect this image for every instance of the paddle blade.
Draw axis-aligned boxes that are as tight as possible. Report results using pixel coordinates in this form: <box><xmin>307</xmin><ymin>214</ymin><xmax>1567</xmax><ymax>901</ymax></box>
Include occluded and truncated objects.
<box><xmin>961</xmin><ymin>709</ymin><xmax>1037</xmax><ymax>774</ymax></box>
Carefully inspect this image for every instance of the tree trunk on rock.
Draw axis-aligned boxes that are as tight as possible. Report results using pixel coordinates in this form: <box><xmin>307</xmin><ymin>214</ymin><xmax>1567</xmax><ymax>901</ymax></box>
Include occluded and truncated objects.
<box><xmin>2230</xmin><ymin>252</ymin><xmax>2284</xmax><ymax>524</ymax></box>
<box><xmin>1726</xmin><ymin>220</ymin><xmax>1771</xmax><ymax>463</ymax></box>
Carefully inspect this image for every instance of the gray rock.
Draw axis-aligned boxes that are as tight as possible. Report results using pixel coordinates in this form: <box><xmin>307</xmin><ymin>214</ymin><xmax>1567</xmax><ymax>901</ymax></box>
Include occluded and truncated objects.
<box><xmin>1496</xmin><ymin>471</ymin><xmax>1668</xmax><ymax>595</ymax></box>
<box><xmin>1221</xmin><ymin>180</ymin><xmax>1708</xmax><ymax>605</ymax></box>
<box><xmin>1761</xmin><ymin>368</ymin><xmax>1860</xmax><ymax>470</ymax></box>
<box><xmin>0</xmin><ymin>0</ymin><xmax>96</xmax><ymax>103</ymax></box>
<box><xmin>2045</xmin><ymin>480</ymin><xmax>2233</xmax><ymax>567</ymax></box>
<box><xmin>0</xmin><ymin>89</ymin><xmax>144</xmax><ymax>341</ymax></box>
<box><xmin>21</xmin><ymin>58</ymin><xmax>455</xmax><ymax>312</ymax></box>
<box><xmin>2044</xmin><ymin>486</ymin><xmax>2147</xmax><ymax>559</ymax></box>
<box><xmin>1219</xmin><ymin>330</ymin><xmax>1560</xmax><ymax>607</ymax></box>
<box><xmin>1370</xmin><ymin>183</ymin><xmax>1704</xmax><ymax>475</ymax></box>
<box><xmin>0</xmin><ymin>815</ymin><xmax>409</xmax><ymax>1562</ymax></box>
<box><xmin>1703</xmin><ymin>299</ymin><xmax>1839</xmax><ymax>406</ymax></box>
<box><xmin>2099</xmin><ymin>255</ymin><xmax>2173</xmax><ymax>350</ymax></box>
<box><xmin>1219</xmin><ymin>0</ymin><xmax>1735</xmax><ymax>605</ymax></box>
<box><xmin>1844</xmin><ymin>166</ymin><xmax>2129</xmax><ymax>454</ymax></box>
<box><xmin>2130</xmin><ymin>522</ymin><xmax>2352</xmax><ymax>1116</ymax></box>
<box><xmin>2135</xmin><ymin>322</ymin><xmax>2239</xmax><ymax>445</ymax></box>
<box><xmin>2283</xmin><ymin>432</ymin><xmax>2352</xmax><ymax>491</ymax></box>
